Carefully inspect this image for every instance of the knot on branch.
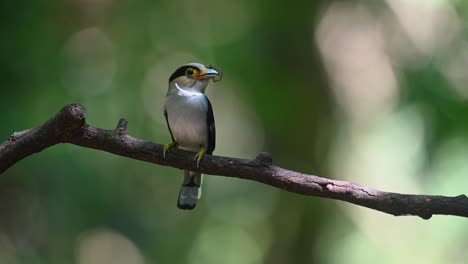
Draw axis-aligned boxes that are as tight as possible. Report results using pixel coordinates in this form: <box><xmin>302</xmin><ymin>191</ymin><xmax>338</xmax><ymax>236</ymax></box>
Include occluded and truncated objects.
<box><xmin>420</xmin><ymin>213</ymin><xmax>432</xmax><ymax>220</ymax></box>
<box><xmin>57</xmin><ymin>104</ymin><xmax>86</xmax><ymax>127</ymax></box>
<box><xmin>255</xmin><ymin>152</ymin><xmax>272</xmax><ymax>166</ymax></box>
<box><xmin>9</xmin><ymin>129</ymin><xmax>32</xmax><ymax>142</ymax></box>
<box><xmin>55</xmin><ymin>104</ymin><xmax>86</xmax><ymax>137</ymax></box>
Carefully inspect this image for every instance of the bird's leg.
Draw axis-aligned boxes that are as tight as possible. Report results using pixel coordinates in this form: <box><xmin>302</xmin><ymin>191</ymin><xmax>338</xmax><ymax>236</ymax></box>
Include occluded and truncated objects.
<box><xmin>163</xmin><ymin>141</ymin><xmax>178</xmax><ymax>158</ymax></box>
<box><xmin>194</xmin><ymin>146</ymin><xmax>206</xmax><ymax>168</ymax></box>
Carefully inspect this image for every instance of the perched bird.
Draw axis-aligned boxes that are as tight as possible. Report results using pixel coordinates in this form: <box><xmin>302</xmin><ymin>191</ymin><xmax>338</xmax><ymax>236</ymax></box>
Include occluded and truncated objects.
<box><xmin>163</xmin><ymin>63</ymin><xmax>219</xmax><ymax>210</ymax></box>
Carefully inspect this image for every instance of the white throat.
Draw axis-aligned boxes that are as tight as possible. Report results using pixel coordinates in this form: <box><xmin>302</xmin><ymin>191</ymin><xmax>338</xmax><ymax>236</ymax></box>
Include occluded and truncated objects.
<box><xmin>175</xmin><ymin>82</ymin><xmax>204</xmax><ymax>97</ymax></box>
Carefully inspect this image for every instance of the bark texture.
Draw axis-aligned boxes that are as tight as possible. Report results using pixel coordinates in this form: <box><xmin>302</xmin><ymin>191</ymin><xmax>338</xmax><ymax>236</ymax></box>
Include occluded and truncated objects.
<box><xmin>1</xmin><ymin>104</ymin><xmax>467</xmax><ymax>219</ymax></box>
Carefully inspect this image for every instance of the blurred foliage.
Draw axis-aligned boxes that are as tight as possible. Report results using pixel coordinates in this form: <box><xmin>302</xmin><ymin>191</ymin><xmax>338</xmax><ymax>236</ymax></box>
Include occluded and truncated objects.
<box><xmin>1</xmin><ymin>0</ymin><xmax>468</xmax><ymax>263</ymax></box>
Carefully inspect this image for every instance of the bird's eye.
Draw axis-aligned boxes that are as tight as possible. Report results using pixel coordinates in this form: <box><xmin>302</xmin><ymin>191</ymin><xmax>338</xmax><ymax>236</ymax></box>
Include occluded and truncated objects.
<box><xmin>185</xmin><ymin>68</ymin><xmax>196</xmax><ymax>77</ymax></box>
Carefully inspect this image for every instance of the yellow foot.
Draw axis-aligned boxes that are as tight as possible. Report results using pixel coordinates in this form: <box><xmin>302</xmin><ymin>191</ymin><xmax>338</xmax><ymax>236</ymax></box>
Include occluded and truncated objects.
<box><xmin>163</xmin><ymin>141</ymin><xmax>178</xmax><ymax>158</ymax></box>
<box><xmin>194</xmin><ymin>146</ymin><xmax>206</xmax><ymax>167</ymax></box>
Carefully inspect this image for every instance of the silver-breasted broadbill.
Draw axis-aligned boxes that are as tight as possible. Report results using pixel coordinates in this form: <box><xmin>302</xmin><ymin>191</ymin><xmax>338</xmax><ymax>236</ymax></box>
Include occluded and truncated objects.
<box><xmin>163</xmin><ymin>63</ymin><xmax>219</xmax><ymax>210</ymax></box>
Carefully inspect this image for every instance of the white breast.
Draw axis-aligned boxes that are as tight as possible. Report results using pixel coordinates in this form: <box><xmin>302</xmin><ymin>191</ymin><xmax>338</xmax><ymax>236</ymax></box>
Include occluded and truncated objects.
<box><xmin>164</xmin><ymin>92</ymin><xmax>208</xmax><ymax>152</ymax></box>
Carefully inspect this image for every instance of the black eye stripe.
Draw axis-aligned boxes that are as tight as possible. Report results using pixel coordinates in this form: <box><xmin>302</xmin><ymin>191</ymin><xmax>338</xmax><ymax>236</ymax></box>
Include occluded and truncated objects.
<box><xmin>169</xmin><ymin>65</ymin><xmax>201</xmax><ymax>82</ymax></box>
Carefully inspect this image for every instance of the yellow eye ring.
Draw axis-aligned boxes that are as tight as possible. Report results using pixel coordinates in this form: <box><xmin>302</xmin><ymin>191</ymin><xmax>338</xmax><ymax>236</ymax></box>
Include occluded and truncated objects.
<box><xmin>185</xmin><ymin>68</ymin><xmax>196</xmax><ymax>77</ymax></box>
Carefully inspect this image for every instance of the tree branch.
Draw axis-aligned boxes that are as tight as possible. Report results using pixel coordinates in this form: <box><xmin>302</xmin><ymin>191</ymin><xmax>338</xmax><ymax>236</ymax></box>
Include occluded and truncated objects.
<box><xmin>1</xmin><ymin>104</ymin><xmax>467</xmax><ymax>219</ymax></box>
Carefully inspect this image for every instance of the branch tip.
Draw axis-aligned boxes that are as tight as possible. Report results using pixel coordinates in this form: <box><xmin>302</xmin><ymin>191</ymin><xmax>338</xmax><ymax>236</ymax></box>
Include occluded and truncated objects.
<box><xmin>116</xmin><ymin>118</ymin><xmax>128</xmax><ymax>134</ymax></box>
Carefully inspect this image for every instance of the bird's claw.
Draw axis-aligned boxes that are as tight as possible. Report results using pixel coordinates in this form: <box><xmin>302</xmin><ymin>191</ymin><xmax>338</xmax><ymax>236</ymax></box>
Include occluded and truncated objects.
<box><xmin>194</xmin><ymin>146</ymin><xmax>206</xmax><ymax>168</ymax></box>
<box><xmin>163</xmin><ymin>141</ymin><xmax>178</xmax><ymax>158</ymax></box>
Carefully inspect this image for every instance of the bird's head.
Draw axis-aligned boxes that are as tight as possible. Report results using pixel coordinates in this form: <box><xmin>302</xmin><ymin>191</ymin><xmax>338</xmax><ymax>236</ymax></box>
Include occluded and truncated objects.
<box><xmin>168</xmin><ymin>63</ymin><xmax>220</xmax><ymax>94</ymax></box>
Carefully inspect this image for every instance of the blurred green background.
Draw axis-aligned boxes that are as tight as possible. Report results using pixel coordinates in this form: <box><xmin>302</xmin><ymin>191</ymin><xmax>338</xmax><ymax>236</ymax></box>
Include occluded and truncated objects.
<box><xmin>2</xmin><ymin>0</ymin><xmax>468</xmax><ymax>263</ymax></box>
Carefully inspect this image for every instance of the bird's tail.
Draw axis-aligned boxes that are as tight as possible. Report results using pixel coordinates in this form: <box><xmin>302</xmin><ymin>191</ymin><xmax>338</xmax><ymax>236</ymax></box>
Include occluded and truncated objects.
<box><xmin>177</xmin><ymin>170</ymin><xmax>203</xmax><ymax>210</ymax></box>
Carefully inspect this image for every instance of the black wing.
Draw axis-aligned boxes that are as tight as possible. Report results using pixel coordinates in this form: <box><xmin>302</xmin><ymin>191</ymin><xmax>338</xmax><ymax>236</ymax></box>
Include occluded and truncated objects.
<box><xmin>164</xmin><ymin>108</ymin><xmax>175</xmax><ymax>142</ymax></box>
<box><xmin>205</xmin><ymin>96</ymin><xmax>216</xmax><ymax>155</ymax></box>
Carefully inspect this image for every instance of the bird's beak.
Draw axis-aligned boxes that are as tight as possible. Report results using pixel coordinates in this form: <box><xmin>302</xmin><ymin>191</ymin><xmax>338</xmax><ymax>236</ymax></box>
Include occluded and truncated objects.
<box><xmin>198</xmin><ymin>68</ymin><xmax>219</xmax><ymax>80</ymax></box>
